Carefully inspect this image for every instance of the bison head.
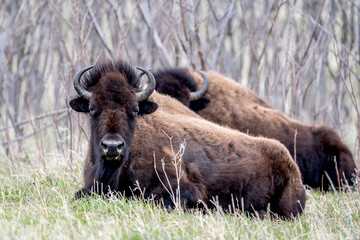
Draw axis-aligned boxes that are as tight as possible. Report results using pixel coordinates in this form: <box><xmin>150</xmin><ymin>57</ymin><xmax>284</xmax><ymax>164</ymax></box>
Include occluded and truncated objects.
<box><xmin>154</xmin><ymin>68</ymin><xmax>210</xmax><ymax>113</ymax></box>
<box><xmin>69</xmin><ymin>61</ymin><xmax>158</xmax><ymax>166</ymax></box>
<box><xmin>313</xmin><ymin>126</ymin><xmax>357</xmax><ymax>188</ymax></box>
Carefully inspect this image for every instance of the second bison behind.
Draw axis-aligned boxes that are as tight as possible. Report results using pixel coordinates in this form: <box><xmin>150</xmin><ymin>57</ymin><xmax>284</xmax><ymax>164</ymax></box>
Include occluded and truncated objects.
<box><xmin>154</xmin><ymin>69</ymin><xmax>357</xmax><ymax>190</ymax></box>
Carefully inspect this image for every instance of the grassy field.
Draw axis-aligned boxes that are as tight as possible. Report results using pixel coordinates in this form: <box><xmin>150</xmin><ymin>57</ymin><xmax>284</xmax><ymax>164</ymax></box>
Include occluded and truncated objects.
<box><xmin>0</xmin><ymin>162</ymin><xmax>359</xmax><ymax>240</ymax></box>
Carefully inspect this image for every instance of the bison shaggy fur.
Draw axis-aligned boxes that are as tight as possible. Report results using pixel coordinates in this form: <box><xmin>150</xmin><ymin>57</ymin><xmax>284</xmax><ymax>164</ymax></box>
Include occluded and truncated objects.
<box><xmin>154</xmin><ymin>69</ymin><xmax>357</xmax><ymax>190</ymax></box>
<box><xmin>70</xmin><ymin>60</ymin><xmax>306</xmax><ymax>219</ymax></box>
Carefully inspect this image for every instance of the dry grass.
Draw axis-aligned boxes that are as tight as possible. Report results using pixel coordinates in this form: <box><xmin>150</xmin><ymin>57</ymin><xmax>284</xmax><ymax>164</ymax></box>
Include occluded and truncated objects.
<box><xmin>0</xmin><ymin>136</ymin><xmax>359</xmax><ymax>239</ymax></box>
<box><xmin>0</xmin><ymin>160</ymin><xmax>359</xmax><ymax>239</ymax></box>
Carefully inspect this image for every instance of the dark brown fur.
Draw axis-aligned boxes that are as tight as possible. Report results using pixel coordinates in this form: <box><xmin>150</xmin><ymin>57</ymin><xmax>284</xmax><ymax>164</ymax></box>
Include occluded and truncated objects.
<box><xmin>70</xmin><ymin>60</ymin><xmax>306</xmax><ymax>219</ymax></box>
<box><xmin>154</xmin><ymin>69</ymin><xmax>357</xmax><ymax>190</ymax></box>
<box><xmin>154</xmin><ymin>69</ymin><xmax>211</xmax><ymax>113</ymax></box>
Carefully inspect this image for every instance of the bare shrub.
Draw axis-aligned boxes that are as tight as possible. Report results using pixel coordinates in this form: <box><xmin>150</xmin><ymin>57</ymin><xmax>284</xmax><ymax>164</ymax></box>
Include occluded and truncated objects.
<box><xmin>0</xmin><ymin>0</ymin><xmax>358</xmax><ymax>175</ymax></box>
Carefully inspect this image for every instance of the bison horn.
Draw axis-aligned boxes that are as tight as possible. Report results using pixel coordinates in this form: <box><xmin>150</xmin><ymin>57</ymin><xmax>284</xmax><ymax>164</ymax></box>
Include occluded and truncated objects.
<box><xmin>73</xmin><ymin>65</ymin><xmax>94</xmax><ymax>100</ymax></box>
<box><xmin>189</xmin><ymin>71</ymin><xmax>209</xmax><ymax>101</ymax></box>
<box><xmin>135</xmin><ymin>67</ymin><xmax>156</xmax><ymax>102</ymax></box>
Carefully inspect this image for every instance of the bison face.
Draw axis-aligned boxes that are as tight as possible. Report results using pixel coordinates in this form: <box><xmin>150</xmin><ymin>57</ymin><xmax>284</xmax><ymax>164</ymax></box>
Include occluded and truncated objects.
<box><xmin>86</xmin><ymin>99</ymin><xmax>138</xmax><ymax>164</ymax></box>
<box><xmin>313</xmin><ymin>126</ymin><xmax>357</xmax><ymax>187</ymax></box>
<box><xmin>69</xmin><ymin>63</ymin><xmax>157</xmax><ymax>166</ymax></box>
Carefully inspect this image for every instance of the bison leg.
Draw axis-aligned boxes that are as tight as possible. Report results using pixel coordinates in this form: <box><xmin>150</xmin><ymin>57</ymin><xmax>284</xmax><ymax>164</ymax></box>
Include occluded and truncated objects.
<box><xmin>73</xmin><ymin>182</ymin><xmax>101</xmax><ymax>199</ymax></box>
<box><xmin>74</xmin><ymin>186</ymin><xmax>93</xmax><ymax>199</ymax></box>
<box><xmin>270</xmin><ymin>181</ymin><xmax>306</xmax><ymax>219</ymax></box>
<box><xmin>73</xmin><ymin>180</ymin><xmax>110</xmax><ymax>199</ymax></box>
<box><xmin>268</xmin><ymin>169</ymin><xmax>306</xmax><ymax>219</ymax></box>
<box><xmin>258</xmin><ymin>140</ymin><xmax>306</xmax><ymax>219</ymax></box>
<box><xmin>150</xmin><ymin>183</ymin><xmax>205</xmax><ymax>209</ymax></box>
<box><xmin>74</xmin><ymin>162</ymin><xmax>117</xmax><ymax>199</ymax></box>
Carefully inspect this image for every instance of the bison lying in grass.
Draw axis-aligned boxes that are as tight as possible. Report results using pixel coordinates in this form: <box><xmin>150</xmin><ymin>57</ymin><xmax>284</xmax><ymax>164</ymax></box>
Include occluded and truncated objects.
<box><xmin>70</xmin><ymin>60</ymin><xmax>306</xmax><ymax>219</ymax></box>
<box><xmin>154</xmin><ymin>69</ymin><xmax>357</xmax><ymax>190</ymax></box>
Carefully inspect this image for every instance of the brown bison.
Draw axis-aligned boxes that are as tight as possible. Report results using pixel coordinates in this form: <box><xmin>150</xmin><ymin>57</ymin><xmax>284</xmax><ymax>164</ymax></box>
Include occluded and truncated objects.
<box><xmin>154</xmin><ymin>69</ymin><xmax>357</xmax><ymax>190</ymax></box>
<box><xmin>70</xmin><ymin>60</ymin><xmax>306</xmax><ymax>219</ymax></box>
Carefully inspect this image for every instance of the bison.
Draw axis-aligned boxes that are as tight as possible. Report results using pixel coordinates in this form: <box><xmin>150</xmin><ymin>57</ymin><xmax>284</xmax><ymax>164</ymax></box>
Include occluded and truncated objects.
<box><xmin>70</xmin><ymin>60</ymin><xmax>306</xmax><ymax>219</ymax></box>
<box><xmin>154</xmin><ymin>69</ymin><xmax>357</xmax><ymax>190</ymax></box>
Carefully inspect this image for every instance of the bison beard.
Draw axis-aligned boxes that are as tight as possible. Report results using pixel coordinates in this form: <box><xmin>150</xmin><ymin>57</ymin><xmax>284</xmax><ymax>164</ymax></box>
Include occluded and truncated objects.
<box><xmin>154</xmin><ymin>69</ymin><xmax>357</xmax><ymax>190</ymax></box>
<box><xmin>70</xmin><ymin>60</ymin><xmax>306</xmax><ymax>219</ymax></box>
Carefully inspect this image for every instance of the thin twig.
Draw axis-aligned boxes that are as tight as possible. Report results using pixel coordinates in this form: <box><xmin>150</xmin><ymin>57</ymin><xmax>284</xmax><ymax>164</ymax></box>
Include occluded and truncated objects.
<box><xmin>25</xmin><ymin>97</ymin><xmax>46</xmax><ymax>171</ymax></box>
<box><xmin>139</xmin><ymin>2</ymin><xmax>174</xmax><ymax>67</ymax></box>
<box><xmin>257</xmin><ymin>1</ymin><xmax>283</xmax><ymax>66</ymax></box>
<box><xmin>2</xmin><ymin>113</ymin><xmax>68</xmax><ymax>146</ymax></box>
<box><xmin>293</xmin><ymin>129</ymin><xmax>297</xmax><ymax>163</ymax></box>
<box><xmin>240</xmin><ymin>0</ymin><xmax>257</xmax><ymax>61</ymax></box>
<box><xmin>0</xmin><ymin>114</ymin><xmax>15</xmax><ymax>172</ymax></box>
<box><xmin>0</xmin><ymin>108</ymin><xmax>68</xmax><ymax>133</ymax></box>
<box><xmin>180</xmin><ymin>0</ymin><xmax>188</xmax><ymax>42</ymax></box>
<box><xmin>211</xmin><ymin>0</ymin><xmax>235</xmax><ymax>68</ymax></box>
<box><xmin>194</xmin><ymin>1</ymin><xmax>206</xmax><ymax>69</ymax></box>
<box><xmin>334</xmin><ymin>156</ymin><xmax>341</xmax><ymax>190</ymax></box>
<box><xmin>86</xmin><ymin>1</ymin><xmax>115</xmax><ymax>59</ymax></box>
<box><xmin>50</xmin><ymin>112</ymin><xmax>65</xmax><ymax>158</ymax></box>
<box><xmin>68</xmin><ymin>104</ymin><xmax>73</xmax><ymax>172</ymax></box>
<box><xmin>116</xmin><ymin>3</ymin><xmax>138</xmax><ymax>59</ymax></box>
<box><xmin>300</xmin><ymin>0</ymin><xmax>327</xmax><ymax>66</ymax></box>
<box><xmin>207</xmin><ymin>0</ymin><xmax>222</xmax><ymax>21</ymax></box>
<box><xmin>308</xmin><ymin>14</ymin><xmax>360</xmax><ymax>65</ymax></box>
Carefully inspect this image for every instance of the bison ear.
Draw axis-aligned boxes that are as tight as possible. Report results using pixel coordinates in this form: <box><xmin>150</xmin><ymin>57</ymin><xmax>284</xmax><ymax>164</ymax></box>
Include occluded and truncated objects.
<box><xmin>189</xmin><ymin>97</ymin><xmax>211</xmax><ymax>113</ymax></box>
<box><xmin>69</xmin><ymin>97</ymin><xmax>90</xmax><ymax>113</ymax></box>
<box><xmin>138</xmin><ymin>100</ymin><xmax>158</xmax><ymax>115</ymax></box>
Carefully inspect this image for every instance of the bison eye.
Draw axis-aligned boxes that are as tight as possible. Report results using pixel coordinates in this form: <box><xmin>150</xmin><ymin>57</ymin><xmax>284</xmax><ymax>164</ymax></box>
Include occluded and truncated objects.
<box><xmin>133</xmin><ymin>106</ymin><xmax>139</xmax><ymax>115</ymax></box>
<box><xmin>134</xmin><ymin>106</ymin><xmax>139</xmax><ymax>113</ymax></box>
<box><xmin>89</xmin><ymin>105</ymin><xmax>96</xmax><ymax>115</ymax></box>
<box><xmin>131</xmin><ymin>104</ymin><xmax>139</xmax><ymax>117</ymax></box>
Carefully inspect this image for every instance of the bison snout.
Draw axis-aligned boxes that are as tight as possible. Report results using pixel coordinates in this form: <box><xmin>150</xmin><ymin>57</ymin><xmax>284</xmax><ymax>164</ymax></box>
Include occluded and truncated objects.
<box><xmin>101</xmin><ymin>140</ymin><xmax>125</xmax><ymax>160</ymax></box>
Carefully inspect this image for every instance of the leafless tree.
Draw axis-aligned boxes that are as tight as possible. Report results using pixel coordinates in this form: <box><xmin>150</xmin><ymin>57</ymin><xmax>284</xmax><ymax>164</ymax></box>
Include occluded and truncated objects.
<box><xmin>0</xmin><ymin>0</ymin><xmax>359</xmax><ymax>171</ymax></box>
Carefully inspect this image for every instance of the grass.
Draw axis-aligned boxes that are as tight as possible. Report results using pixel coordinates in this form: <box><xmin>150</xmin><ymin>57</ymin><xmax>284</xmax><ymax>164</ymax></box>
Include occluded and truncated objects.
<box><xmin>0</xmin><ymin>162</ymin><xmax>359</xmax><ymax>240</ymax></box>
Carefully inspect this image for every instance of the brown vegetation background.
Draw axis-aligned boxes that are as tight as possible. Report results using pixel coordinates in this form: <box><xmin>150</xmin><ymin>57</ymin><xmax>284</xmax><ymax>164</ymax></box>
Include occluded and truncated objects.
<box><xmin>0</xmin><ymin>0</ymin><xmax>359</xmax><ymax>172</ymax></box>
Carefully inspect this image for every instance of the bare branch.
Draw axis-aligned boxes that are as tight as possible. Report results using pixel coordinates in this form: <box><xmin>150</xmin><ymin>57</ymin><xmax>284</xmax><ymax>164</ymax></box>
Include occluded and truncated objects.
<box><xmin>86</xmin><ymin>1</ymin><xmax>115</xmax><ymax>59</ymax></box>
<box><xmin>300</xmin><ymin>0</ymin><xmax>327</xmax><ymax>66</ymax></box>
<box><xmin>139</xmin><ymin>2</ymin><xmax>174</xmax><ymax>68</ymax></box>
<box><xmin>239</xmin><ymin>0</ymin><xmax>257</xmax><ymax>61</ymax></box>
<box><xmin>211</xmin><ymin>0</ymin><xmax>235</xmax><ymax>68</ymax></box>
<box><xmin>2</xmin><ymin>113</ymin><xmax>68</xmax><ymax>146</ymax></box>
<box><xmin>308</xmin><ymin>13</ymin><xmax>360</xmax><ymax>65</ymax></box>
<box><xmin>257</xmin><ymin>1</ymin><xmax>283</xmax><ymax>66</ymax></box>
<box><xmin>0</xmin><ymin>108</ymin><xmax>68</xmax><ymax>133</ymax></box>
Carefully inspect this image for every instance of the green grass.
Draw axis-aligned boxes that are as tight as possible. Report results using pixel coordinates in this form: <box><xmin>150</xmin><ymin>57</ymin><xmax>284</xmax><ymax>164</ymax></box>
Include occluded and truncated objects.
<box><xmin>0</xmin><ymin>165</ymin><xmax>359</xmax><ymax>240</ymax></box>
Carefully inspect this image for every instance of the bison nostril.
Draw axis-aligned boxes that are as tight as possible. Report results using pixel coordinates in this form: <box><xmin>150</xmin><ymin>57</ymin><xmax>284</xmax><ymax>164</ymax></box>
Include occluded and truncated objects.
<box><xmin>117</xmin><ymin>142</ymin><xmax>124</xmax><ymax>150</ymax></box>
<box><xmin>101</xmin><ymin>142</ymin><xmax>108</xmax><ymax>150</ymax></box>
<box><xmin>101</xmin><ymin>140</ymin><xmax>124</xmax><ymax>155</ymax></box>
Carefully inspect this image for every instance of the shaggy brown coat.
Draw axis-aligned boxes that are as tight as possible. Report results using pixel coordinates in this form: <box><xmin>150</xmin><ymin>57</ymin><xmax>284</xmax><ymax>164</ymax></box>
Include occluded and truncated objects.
<box><xmin>154</xmin><ymin>69</ymin><xmax>357</xmax><ymax>190</ymax></box>
<box><xmin>70</xmin><ymin>61</ymin><xmax>306</xmax><ymax>219</ymax></box>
